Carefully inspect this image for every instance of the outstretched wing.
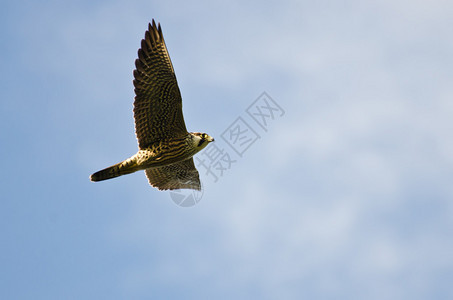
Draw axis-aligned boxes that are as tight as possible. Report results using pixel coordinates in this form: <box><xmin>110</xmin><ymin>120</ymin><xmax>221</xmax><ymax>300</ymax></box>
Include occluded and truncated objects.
<box><xmin>133</xmin><ymin>20</ymin><xmax>188</xmax><ymax>149</ymax></box>
<box><xmin>145</xmin><ymin>158</ymin><xmax>201</xmax><ymax>191</ymax></box>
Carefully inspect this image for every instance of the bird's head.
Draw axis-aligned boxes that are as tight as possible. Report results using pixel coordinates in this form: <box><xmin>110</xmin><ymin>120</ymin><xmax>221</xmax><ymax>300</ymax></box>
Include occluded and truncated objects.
<box><xmin>191</xmin><ymin>132</ymin><xmax>214</xmax><ymax>150</ymax></box>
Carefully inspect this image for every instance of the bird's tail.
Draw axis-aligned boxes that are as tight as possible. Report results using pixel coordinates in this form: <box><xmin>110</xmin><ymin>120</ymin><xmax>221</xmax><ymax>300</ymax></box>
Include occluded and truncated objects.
<box><xmin>90</xmin><ymin>156</ymin><xmax>140</xmax><ymax>182</ymax></box>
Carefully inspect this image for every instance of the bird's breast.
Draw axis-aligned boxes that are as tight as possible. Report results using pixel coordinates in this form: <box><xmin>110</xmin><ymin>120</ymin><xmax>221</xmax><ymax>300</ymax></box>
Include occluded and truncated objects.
<box><xmin>135</xmin><ymin>138</ymin><xmax>198</xmax><ymax>168</ymax></box>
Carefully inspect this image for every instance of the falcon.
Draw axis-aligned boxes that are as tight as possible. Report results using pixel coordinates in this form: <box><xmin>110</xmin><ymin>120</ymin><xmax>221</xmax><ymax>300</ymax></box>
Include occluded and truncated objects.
<box><xmin>90</xmin><ymin>20</ymin><xmax>214</xmax><ymax>190</ymax></box>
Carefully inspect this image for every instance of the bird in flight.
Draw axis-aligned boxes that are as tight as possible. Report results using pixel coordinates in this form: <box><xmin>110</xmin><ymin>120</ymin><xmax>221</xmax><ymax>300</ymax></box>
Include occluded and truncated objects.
<box><xmin>90</xmin><ymin>20</ymin><xmax>214</xmax><ymax>190</ymax></box>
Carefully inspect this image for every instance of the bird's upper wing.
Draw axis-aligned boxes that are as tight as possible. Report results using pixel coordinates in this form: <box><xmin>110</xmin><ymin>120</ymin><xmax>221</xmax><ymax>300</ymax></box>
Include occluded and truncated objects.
<box><xmin>144</xmin><ymin>158</ymin><xmax>201</xmax><ymax>191</ymax></box>
<box><xmin>133</xmin><ymin>20</ymin><xmax>188</xmax><ymax>149</ymax></box>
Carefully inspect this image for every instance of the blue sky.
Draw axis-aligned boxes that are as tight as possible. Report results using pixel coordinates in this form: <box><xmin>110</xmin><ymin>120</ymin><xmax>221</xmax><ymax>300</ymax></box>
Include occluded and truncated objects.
<box><xmin>1</xmin><ymin>0</ymin><xmax>453</xmax><ymax>299</ymax></box>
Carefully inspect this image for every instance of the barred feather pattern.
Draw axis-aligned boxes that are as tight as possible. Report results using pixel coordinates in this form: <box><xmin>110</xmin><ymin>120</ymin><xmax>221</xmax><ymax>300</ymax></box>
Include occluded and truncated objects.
<box><xmin>90</xmin><ymin>156</ymin><xmax>139</xmax><ymax>182</ymax></box>
<box><xmin>133</xmin><ymin>20</ymin><xmax>188</xmax><ymax>149</ymax></box>
<box><xmin>145</xmin><ymin>158</ymin><xmax>201</xmax><ymax>191</ymax></box>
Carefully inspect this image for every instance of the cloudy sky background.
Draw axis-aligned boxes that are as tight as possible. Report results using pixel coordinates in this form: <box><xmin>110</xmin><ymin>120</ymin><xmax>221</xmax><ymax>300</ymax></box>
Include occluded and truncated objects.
<box><xmin>1</xmin><ymin>0</ymin><xmax>453</xmax><ymax>298</ymax></box>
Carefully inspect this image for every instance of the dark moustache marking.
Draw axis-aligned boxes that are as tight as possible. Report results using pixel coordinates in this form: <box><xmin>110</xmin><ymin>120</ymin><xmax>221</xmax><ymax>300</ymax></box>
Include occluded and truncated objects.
<box><xmin>197</xmin><ymin>138</ymin><xmax>205</xmax><ymax>147</ymax></box>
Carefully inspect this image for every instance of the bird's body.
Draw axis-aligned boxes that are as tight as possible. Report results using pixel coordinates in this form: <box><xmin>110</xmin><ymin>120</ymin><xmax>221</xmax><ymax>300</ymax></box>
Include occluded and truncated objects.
<box><xmin>90</xmin><ymin>132</ymin><xmax>212</xmax><ymax>183</ymax></box>
<box><xmin>90</xmin><ymin>20</ymin><xmax>213</xmax><ymax>191</ymax></box>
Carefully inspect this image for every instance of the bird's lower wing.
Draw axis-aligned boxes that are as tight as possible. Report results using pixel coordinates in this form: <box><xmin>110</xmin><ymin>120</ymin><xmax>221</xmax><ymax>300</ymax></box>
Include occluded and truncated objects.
<box><xmin>145</xmin><ymin>158</ymin><xmax>201</xmax><ymax>191</ymax></box>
